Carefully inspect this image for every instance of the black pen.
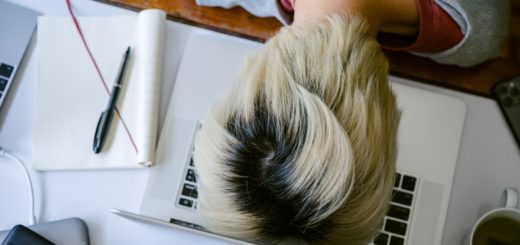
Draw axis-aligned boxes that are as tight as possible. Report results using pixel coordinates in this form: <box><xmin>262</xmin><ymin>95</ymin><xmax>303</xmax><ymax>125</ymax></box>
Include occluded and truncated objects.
<box><xmin>93</xmin><ymin>47</ymin><xmax>131</xmax><ymax>154</ymax></box>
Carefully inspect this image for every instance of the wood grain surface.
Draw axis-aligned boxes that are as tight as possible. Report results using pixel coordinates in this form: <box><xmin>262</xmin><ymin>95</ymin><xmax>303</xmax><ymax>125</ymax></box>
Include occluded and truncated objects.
<box><xmin>96</xmin><ymin>0</ymin><xmax>520</xmax><ymax>97</ymax></box>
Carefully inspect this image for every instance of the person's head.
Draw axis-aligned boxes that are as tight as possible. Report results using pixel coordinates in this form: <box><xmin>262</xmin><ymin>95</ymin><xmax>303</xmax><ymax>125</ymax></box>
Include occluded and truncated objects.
<box><xmin>193</xmin><ymin>14</ymin><xmax>400</xmax><ymax>244</ymax></box>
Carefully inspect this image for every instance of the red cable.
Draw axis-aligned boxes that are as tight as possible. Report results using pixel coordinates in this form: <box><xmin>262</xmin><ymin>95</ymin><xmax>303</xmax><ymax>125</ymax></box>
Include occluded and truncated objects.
<box><xmin>66</xmin><ymin>0</ymin><xmax>138</xmax><ymax>154</ymax></box>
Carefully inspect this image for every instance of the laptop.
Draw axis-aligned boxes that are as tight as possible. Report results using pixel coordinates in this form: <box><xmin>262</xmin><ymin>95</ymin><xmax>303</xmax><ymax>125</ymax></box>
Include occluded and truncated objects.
<box><xmin>0</xmin><ymin>1</ymin><xmax>38</xmax><ymax>111</ymax></box>
<box><xmin>0</xmin><ymin>218</ymin><xmax>90</xmax><ymax>245</ymax></box>
<box><xmin>112</xmin><ymin>29</ymin><xmax>466</xmax><ymax>245</ymax></box>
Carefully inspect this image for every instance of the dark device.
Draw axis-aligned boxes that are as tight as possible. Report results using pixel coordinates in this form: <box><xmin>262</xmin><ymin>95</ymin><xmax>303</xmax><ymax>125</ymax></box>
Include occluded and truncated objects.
<box><xmin>492</xmin><ymin>76</ymin><xmax>520</xmax><ymax>146</ymax></box>
<box><xmin>1</xmin><ymin>225</ymin><xmax>54</xmax><ymax>245</ymax></box>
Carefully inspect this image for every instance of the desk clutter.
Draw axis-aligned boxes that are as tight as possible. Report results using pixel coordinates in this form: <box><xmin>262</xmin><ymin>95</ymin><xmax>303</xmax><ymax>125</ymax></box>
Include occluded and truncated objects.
<box><xmin>34</xmin><ymin>10</ymin><xmax>166</xmax><ymax>170</ymax></box>
<box><xmin>2</xmin><ymin>1</ymin><xmax>519</xmax><ymax>244</ymax></box>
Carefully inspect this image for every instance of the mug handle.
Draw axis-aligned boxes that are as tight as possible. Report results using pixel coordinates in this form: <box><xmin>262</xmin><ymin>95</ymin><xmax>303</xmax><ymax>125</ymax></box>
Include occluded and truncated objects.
<box><xmin>499</xmin><ymin>187</ymin><xmax>519</xmax><ymax>209</ymax></box>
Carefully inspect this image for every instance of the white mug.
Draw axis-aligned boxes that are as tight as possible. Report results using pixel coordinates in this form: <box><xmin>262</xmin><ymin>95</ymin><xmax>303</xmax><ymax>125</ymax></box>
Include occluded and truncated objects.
<box><xmin>463</xmin><ymin>187</ymin><xmax>520</xmax><ymax>245</ymax></box>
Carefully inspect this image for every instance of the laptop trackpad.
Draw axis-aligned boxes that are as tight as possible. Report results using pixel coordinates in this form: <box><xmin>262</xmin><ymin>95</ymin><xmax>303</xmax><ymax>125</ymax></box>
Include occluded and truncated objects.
<box><xmin>410</xmin><ymin>180</ymin><xmax>444</xmax><ymax>244</ymax></box>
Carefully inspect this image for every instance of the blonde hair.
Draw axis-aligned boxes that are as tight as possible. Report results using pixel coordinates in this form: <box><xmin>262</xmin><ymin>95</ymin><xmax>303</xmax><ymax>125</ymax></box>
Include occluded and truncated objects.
<box><xmin>193</xmin><ymin>14</ymin><xmax>400</xmax><ymax>244</ymax></box>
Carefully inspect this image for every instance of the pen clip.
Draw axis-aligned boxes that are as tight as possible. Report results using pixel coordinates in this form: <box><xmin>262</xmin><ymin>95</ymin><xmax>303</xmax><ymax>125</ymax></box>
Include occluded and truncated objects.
<box><xmin>93</xmin><ymin>111</ymin><xmax>106</xmax><ymax>153</ymax></box>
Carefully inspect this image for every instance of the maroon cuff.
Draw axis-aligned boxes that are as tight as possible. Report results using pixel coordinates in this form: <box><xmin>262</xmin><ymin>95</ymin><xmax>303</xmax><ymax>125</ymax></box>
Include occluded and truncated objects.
<box><xmin>378</xmin><ymin>0</ymin><xmax>464</xmax><ymax>53</ymax></box>
<box><xmin>279</xmin><ymin>0</ymin><xmax>294</xmax><ymax>13</ymax></box>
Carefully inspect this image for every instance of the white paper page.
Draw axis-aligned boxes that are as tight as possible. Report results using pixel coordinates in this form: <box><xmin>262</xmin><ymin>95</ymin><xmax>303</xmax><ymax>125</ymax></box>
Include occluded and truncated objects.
<box><xmin>35</xmin><ymin>16</ymin><xmax>140</xmax><ymax>170</ymax></box>
<box><xmin>136</xmin><ymin>10</ymin><xmax>165</xmax><ymax>166</ymax></box>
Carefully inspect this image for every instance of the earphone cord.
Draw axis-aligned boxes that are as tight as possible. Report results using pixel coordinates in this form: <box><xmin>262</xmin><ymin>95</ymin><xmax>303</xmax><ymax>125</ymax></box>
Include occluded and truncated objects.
<box><xmin>0</xmin><ymin>147</ymin><xmax>37</xmax><ymax>225</ymax></box>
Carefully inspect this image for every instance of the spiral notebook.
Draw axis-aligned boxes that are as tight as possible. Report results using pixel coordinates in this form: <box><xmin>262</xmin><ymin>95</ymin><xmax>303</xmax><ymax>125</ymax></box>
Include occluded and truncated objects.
<box><xmin>34</xmin><ymin>10</ymin><xmax>165</xmax><ymax>170</ymax></box>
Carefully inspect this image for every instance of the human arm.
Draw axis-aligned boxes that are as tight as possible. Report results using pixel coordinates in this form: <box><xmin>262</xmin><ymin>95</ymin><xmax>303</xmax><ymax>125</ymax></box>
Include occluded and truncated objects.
<box><xmin>292</xmin><ymin>0</ymin><xmax>419</xmax><ymax>37</ymax></box>
<box><xmin>195</xmin><ymin>0</ymin><xmax>510</xmax><ymax>67</ymax></box>
<box><xmin>289</xmin><ymin>0</ymin><xmax>510</xmax><ymax>67</ymax></box>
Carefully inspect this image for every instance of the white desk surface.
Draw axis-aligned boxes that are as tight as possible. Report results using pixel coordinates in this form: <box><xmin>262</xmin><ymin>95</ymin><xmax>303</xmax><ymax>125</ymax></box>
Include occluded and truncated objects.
<box><xmin>1</xmin><ymin>1</ymin><xmax>519</xmax><ymax>244</ymax></box>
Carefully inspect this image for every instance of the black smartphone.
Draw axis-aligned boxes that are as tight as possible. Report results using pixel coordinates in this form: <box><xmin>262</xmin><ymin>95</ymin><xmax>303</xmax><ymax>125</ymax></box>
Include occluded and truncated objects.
<box><xmin>1</xmin><ymin>225</ymin><xmax>54</xmax><ymax>245</ymax></box>
<box><xmin>492</xmin><ymin>76</ymin><xmax>520</xmax><ymax>147</ymax></box>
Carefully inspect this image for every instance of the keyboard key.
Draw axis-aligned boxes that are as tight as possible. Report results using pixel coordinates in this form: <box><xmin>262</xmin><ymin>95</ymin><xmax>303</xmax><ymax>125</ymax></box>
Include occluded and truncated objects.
<box><xmin>179</xmin><ymin>198</ymin><xmax>193</xmax><ymax>208</ymax></box>
<box><xmin>384</xmin><ymin>219</ymin><xmax>407</xmax><ymax>236</ymax></box>
<box><xmin>401</xmin><ymin>175</ymin><xmax>416</xmax><ymax>191</ymax></box>
<box><xmin>390</xmin><ymin>236</ymin><xmax>404</xmax><ymax>245</ymax></box>
<box><xmin>0</xmin><ymin>78</ymin><xmax>7</xmax><ymax>91</ymax></box>
<box><xmin>394</xmin><ymin>173</ymin><xmax>401</xmax><ymax>188</ymax></box>
<box><xmin>392</xmin><ymin>190</ymin><xmax>413</xmax><ymax>206</ymax></box>
<box><xmin>182</xmin><ymin>184</ymin><xmax>198</xmax><ymax>198</ymax></box>
<box><xmin>498</xmin><ymin>85</ymin><xmax>508</xmax><ymax>95</ymax></box>
<box><xmin>374</xmin><ymin>232</ymin><xmax>389</xmax><ymax>245</ymax></box>
<box><xmin>512</xmin><ymin>87</ymin><xmax>520</xmax><ymax>97</ymax></box>
<box><xmin>186</xmin><ymin>169</ymin><xmax>196</xmax><ymax>182</ymax></box>
<box><xmin>0</xmin><ymin>63</ymin><xmax>14</xmax><ymax>78</ymax></box>
<box><xmin>387</xmin><ymin>204</ymin><xmax>410</xmax><ymax>221</ymax></box>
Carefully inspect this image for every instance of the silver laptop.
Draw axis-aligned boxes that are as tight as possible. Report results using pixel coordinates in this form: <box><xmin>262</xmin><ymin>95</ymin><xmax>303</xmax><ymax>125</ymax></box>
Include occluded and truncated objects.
<box><xmin>113</xmin><ymin>29</ymin><xmax>466</xmax><ymax>245</ymax></box>
<box><xmin>0</xmin><ymin>0</ymin><xmax>38</xmax><ymax>110</ymax></box>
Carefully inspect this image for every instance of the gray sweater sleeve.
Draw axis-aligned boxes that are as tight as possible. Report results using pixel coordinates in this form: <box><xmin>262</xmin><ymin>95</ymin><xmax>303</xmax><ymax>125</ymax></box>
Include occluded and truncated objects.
<box><xmin>412</xmin><ymin>0</ymin><xmax>511</xmax><ymax>67</ymax></box>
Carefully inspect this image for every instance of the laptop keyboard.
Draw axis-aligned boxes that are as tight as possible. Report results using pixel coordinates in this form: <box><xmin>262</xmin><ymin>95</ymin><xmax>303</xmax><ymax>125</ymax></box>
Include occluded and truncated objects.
<box><xmin>176</xmin><ymin>155</ymin><xmax>418</xmax><ymax>245</ymax></box>
<box><xmin>177</xmin><ymin>150</ymin><xmax>199</xmax><ymax>210</ymax></box>
<box><xmin>372</xmin><ymin>172</ymin><xmax>418</xmax><ymax>245</ymax></box>
<box><xmin>0</xmin><ymin>63</ymin><xmax>15</xmax><ymax>102</ymax></box>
